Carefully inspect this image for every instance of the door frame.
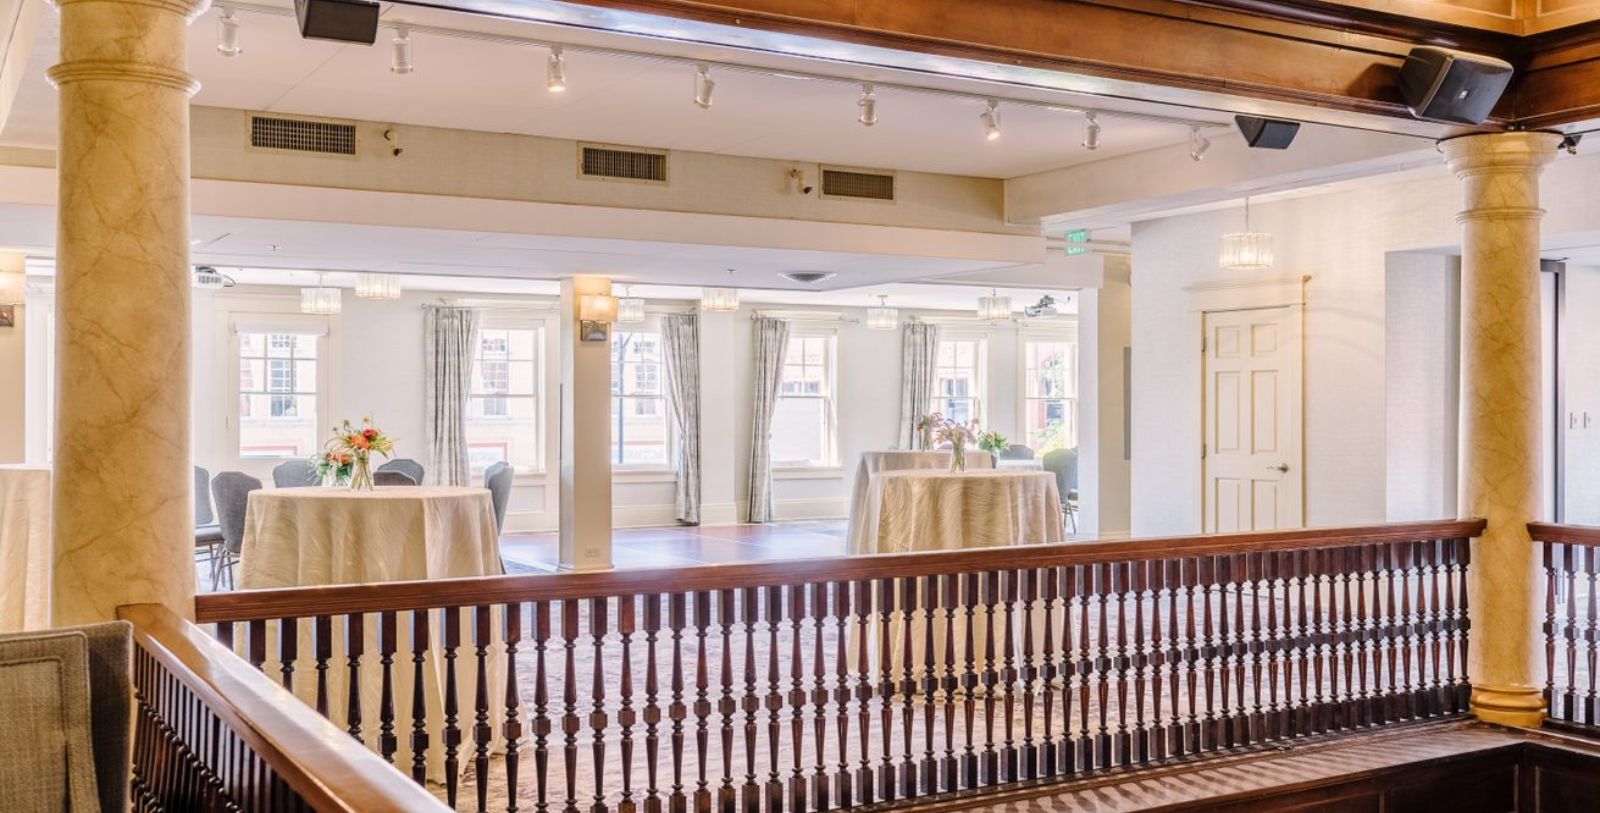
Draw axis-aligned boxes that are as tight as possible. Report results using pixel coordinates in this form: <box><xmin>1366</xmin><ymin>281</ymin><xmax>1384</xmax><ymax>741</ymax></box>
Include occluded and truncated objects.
<box><xmin>1186</xmin><ymin>274</ymin><xmax>1310</xmax><ymax>532</ymax></box>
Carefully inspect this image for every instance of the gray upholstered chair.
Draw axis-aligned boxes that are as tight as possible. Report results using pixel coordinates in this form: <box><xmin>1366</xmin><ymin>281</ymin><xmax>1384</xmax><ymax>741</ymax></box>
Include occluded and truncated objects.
<box><xmin>485</xmin><ymin>461</ymin><xmax>513</xmax><ymax>534</ymax></box>
<box><xmin>377</xmin><ymin>458</ymin><xmax>426</xmax><ymax>486</ymax></box>
<box><xmin>1042</xmin><ymin>448</ymin><xmax>1079</xmax><ymax>533</ymax></box>
<box><xmin>374</xmin><ymin>469</ymin><xmax>418</xmax><ymax>486</ymax></box>
<box><xmin>0</xmin><ymin>621</ymin><xmax>132</xmax><ymax>813</ymax></box>
<box><xmin>1001</xmin><ymin>443</ymin><xmax>1036</xmax><ymax>460</ymax></box>
<box><xmin>210</xmin><ymin>471</ymin><xmax>261</xmax><ymax>590</ymax></box>
<box><xmin>194</xmin><ymin>466</ymin><xmax>225</xmax><ymax>571</ymax></box>
<box><xmin>271</xmin><ymin>459</ymin><xmax>320</xmax><ymax>488</ymax></box>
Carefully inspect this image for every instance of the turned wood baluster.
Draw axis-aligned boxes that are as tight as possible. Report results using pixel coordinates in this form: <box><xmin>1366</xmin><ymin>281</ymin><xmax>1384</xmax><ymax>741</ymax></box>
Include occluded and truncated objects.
<box><xmin>505</xmin><ymin>603</ymin><xmax>525</xmax><ymax>813</ymax></box>
<box><xmin>1565</xmin><ymin>544</ymin><xmax>1580</xmax><ymax>722</ymax></box>
<box><xmin>763</xmin><ymin>586</ymin><xmax>784</xmax><ymax>813</ymax></box>
<box><xmin>1231</xmin><ymin>555</ymin><xmax>1249</xmax><ymax>745</ymax></box>
<box><xmin>1586</xmin><ymin>548</ymin><xmax>1599</xmax><ymax>725</ymax></box>
<box><xmin>852</xmin><ymin>580</ymin><xmax>874</xmax><ymax>807</ymax></box>
<box><xmin>998</xmin><ymin>571</ymin><xmax>1019</xmax><ymax>781</ymax></box>
<box><xmin>1165</xmin><ymin>560</ymin><xmax>1183</xmax><ymax>758</ymax></box>
<box><xmin>592</xmin><ymin>598</ymin><xmax>613</xmax><ymax>813</ymax></box>
<box><xmin>313</xmin><ymin>616</ymin><xmax>331</xmax><ymax>718</ymax></box>
<box><xmin>920</xmin><ymin>575</ymin><xmax>938</xmax><ymax>796</ymax></box>
<box><xmin>1019</xmin><ymin>568</ymin><xmax>1039</xmax><ymax>780</ymax></box>
<box><xmin>410</xmin><ymin>609</ymin><xmax>430</xmax><ymax>785</ymax></box>
<box><xmin>1112</xmin><ymin>562</ymin><xmax>1131</xmax><ymax>766</ymax></box>
<box><xmin>1131</xmin><ymin>561</ymin><xmax>1149</xmax><ymax>764</ymax></box>
<box><xmin>619</xmin><ymin>597</ymin><xmax>639</xmax><ymax>813</ymax></box>
<box><xmin>898</xmin><ymin>576</ymin><xmax>918</xmax><ymax>799</ymax></box>
<box><xmin>1076</xmin><ymin>564</ymin><xmax>1094</xmax><ymax>769</ymax></box>
<box><xmin>832</xmin><ymin>582</ymin><xmax>853</xmax><ymax>808</ymax></box>
<box><xmin>1296</xmin><ymin>549</ymin><xmax>1316</xmax><ymax>735</ymax></box>
<box><xmin>535</xmin><ymin>601</ymin><xmax>553</xmax><ymax>813</ymax></box>
<box><xmin>217</xmin><ymin>620</ymin><xmax>235</xmax><ymax>650</ymax></box>
<box><xmin>1039</xmin><ymin>567</ymin><xmax>1059</xmax><ymax>777</ymax></box>
<box><xmin>876</xmin><ymin>577</ymin><xmax>896</xmax><ymax>801</ymax></box>
<box><xmin>739</xmin><ymin>587</ymin><xmax>759</xmax><ymax>813</ymax></box>
<box><xmin>1214</xmin><ymin>556</ymin><xmax>1233</xmax><ymax>748</ymax></box>
<box><xmin>1197</xmin><ymin>556</ymin><xmax>1217</xmax><ymax>751</ymax></box>
<box><xmin>562</xmin><ymin>598</ymin><xmax>581</xmax><ymax>813</ymax></box>
<box><xmin>787</xmin><ymin>585</ymin><xmax>808</xmax><ymax>813</ymax></box>
<box><xmin>670</xmin><ymin>593</ymin><xmax>689</xmax><ymax>813</ymax></box>
<box><xmin>278</xmin><ymin>617</ymin><xmax>298</xmax><ymax>693</ymax></box>
<box><xmin>718</xmin><ymin>589</ymin><xmax>737</xmax><ymax>813</ymax></box>
<box><xmin>444</xmin><ymin>608</ymin><xmax>464</xmax><ymax>809</ymax></box>
<box><xmin>1383</xmin><ymin>544</ymin><xmax>1403</xmax><ymax>725</ymax></box>
<box><xmin>939</xmin><ymin>573</ymin><xmax>959</xmax><ymax>791</ymax></box>
<box><xmin>1545</xmin><ymin>541</ymin><xmax>1560</xmax><ymax>718</ymax></box>
<box><xmin>1338</xmin><ymin>548</ymin><xmax>1358</xmax><ymax>728</ymax></box>
<box><xmin>1456</xmin><ymin>539</ymin><xmax>1473</xmax><ymax>711</ymax></box>
<box><xmin>808</xmin><ymin>583</ymin><xmax>829</xmax><ymax>812</ymax></box>
<box><xmin>981</xmin><ymin>571</ymin><xmax>1000</xmax><ymax>785</ymax></box>
<box><xmin>1421</xmin><ymin>542</ymin><xmax>1441</xmax><ymax>716</ymax></box>
<box><xmin>960</xmin><ymin>572</ymin><xmax>979</xmax><ymax>789</ymax></box>
<box><xmin>1398</xmin><ymin>544</ymin><xmax>1418</xmax><ymax>721</ymax></box>
<box><xmin>1308</xmin><ymin>550</ymin><xmax>1327</xmax><ymax>734</ymax></box>
<box><xmin>1247</xmin><ymin>554</ymin><xmax>1265</xmax><ymax>743</ymax></box>
<box><xmin>1264</xmin><ymin>553</ymin><xmax>1283</xmax><ymax>738</ymax></box>
<box><xmin>1357</xmin><ymin>546</ymin><xmax>1377</xmax><ymax>727</ymax></box>
<box><xmin>1093</xmin><ymin>562</ymin><xmax>1112</xmax><ymax>768</ymax></box>
<box><xmin>379</xmin><ymin>610</ymin><xmax>399</xmax><ymax>765</ymax></box>
<box><xmin>1441</xmin><ymin>544</ymin><xmax>1460</xmax><ymax>717</ymax></box>
<box><xmin>646</xmin><ymin>594</ymin><xmax>665</xmax><ymax>813</ymax></box>
<box><xmin>472</xmin><ymin>605</ymin><xmax>493</xmax><ymax>813</ymax></box>
<box><xmin>1181</xmin><ymin>558</ymin><xmax>1200</xmax><ymax>755</ymax></box>
<box><xmin>345</xmin><ymin>614</ymin><xmax>364</xmax><ymax>742</ymax></box>
<box><xmin>694</xmin><ymin>591</ymin><xmax>713</xmax><ymax>813</ymax></box>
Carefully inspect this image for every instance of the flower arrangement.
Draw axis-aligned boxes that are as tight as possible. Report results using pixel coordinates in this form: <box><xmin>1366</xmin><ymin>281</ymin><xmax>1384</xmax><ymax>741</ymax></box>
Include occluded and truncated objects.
<box><xmin>913</xmin><ymin>412</ymin><xmax>944</xmax><ymax>451</ymax></box>
<box><xmin>935</xmin><ymin>418</ymin><xmax>978</xmax><ymax>472</ymax></box>
<box><xmin>316</xmin><ymin>416</ymin><xmax>395</xmax><ymax>491</ymax></box>
<box><xmin>977</xmin><ymin>430</ymin><xmax>1008</xmax><ymax>457</ymax></box>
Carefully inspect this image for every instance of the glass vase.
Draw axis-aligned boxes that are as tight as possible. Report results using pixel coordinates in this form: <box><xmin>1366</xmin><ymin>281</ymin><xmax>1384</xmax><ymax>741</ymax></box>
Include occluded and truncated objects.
<box><xmin>349</xmin><ymin>453</ymin><xmax>374</xmax><ymax>491</ymax></box>
<box><xmin>949</xmin><ymin>441</ymin><xmax>967</xmax><ymax>472</ymax></box>
<box><xmin>919</xmin><ymin>426</ymin><xmax>935</xmax><ymax>451</ymax></box>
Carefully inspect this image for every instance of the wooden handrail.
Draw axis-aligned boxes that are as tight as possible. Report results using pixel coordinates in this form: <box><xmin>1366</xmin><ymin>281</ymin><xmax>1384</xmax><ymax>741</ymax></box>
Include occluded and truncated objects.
<box><xmin>1528</xmin><ymin>522</ymin><xmax>1600</xmax><ymax>547</ymax></box>
<box><xmin>195</xmin><ymin>518</ymin><xmax>1484</xmax><ymax>623</ymax></box>
<box><xmin>120</xmin><ymin>603</ymin><xmax>449</xmax><ymax>812</ymax></box>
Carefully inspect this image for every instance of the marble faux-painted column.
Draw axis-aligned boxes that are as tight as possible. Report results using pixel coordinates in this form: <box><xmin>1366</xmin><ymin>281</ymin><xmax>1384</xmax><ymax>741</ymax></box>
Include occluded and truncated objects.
<box><xmin>1442</xmin><ymin>131</ymin><xmax>1559</xmax><ymax>728</ymax></box>
<box><xmin>47</xmin><ymin>0</ymin><xmax>203</xmax><ymax>624</ymax></box>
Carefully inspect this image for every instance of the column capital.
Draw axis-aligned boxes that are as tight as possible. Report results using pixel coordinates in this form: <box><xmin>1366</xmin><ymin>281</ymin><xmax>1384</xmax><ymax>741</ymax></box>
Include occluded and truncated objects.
<box><xmin>1440</xmin><ymin>131</ymin><xmax>1561</xmax><ymax>179</ymax></box>
<box><xmin>50</xmin><ymin>0</ymin><xmax>210</xmax><ymax>21</ymax></box>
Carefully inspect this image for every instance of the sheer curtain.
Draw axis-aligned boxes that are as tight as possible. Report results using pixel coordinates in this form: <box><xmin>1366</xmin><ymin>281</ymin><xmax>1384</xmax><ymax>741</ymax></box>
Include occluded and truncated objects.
<box><xmin>661</xmin><ymin>313</ymin><xmax>702</xmax><ymax>524</ymax></box>
<box><xmin>747</xmin><ymin>316</ymin><xmax>791</xmax><ymax>522</ymax></box>
<box><xmin>899</xmin><ymin>321</ymin><xmax>941</xmax><ymax>448</ymax></box>
<box><xmin>424</xmin><ymin>306</ymin><xmax>481</xmax><ymax>486</ymax></box>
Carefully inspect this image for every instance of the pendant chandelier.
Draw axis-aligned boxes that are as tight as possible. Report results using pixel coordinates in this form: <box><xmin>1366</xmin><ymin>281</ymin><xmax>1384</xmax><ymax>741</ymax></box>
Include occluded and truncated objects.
<box><xmin>1220</xmin><ymin>197</ymin><xmax>1274</xmax><ymax>271</ymax></box>
<box><xmin>865</xmin><ymin>295</ymin><xmax>899</xmax><ymax>330</ymax></box>
<box><xmin>300</xmin><ymin>272</ymin><xmax>342</xmax><ymax>315</ymax></box>
<box><xmin>354</xmin><ymin>272</ymin><xmax>402</xmax><ymax>300</ymax></box>
<box><xmin>976</xmin><ymin>288</ymin><xmax>1011</xmax><ymax>320</ymax></box>
<box><xmin>616</xmin><ymin>285</ymin><xmax>646</xmax><ymax>323</ymax></box>
<box><xmin>700</xmin><ymin>269</ymin><xmax>740</xmax><ymax>312</ymax></box>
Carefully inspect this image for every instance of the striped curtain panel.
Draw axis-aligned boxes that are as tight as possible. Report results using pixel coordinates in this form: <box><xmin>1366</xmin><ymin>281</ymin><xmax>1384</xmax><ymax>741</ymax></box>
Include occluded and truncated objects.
<box><xmin>423</xmin><ymin>306</ymin><xmax>481</xmax><ymax>486</ymax></box>
<box><xmin>746</xmin><ymin>317</ymin><xmax>792</xmax><ymax>522</ymax></box>
<box><xmin>661</xmin><ymin>313</ymin><xmax>702</xmax><ymax>524</ymax></box>
<box><xmin>899</xmin><ymin>321</ymin><xmax>942</xmax><ymax>449</ymax></box>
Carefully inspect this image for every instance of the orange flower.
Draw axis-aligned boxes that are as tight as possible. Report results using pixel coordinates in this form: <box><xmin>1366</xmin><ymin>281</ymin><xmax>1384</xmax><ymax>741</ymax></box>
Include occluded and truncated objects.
<box><xmin>352</xmin><ymin>435</ymin><xmax>371</xmax><ymax>449</ymax></box>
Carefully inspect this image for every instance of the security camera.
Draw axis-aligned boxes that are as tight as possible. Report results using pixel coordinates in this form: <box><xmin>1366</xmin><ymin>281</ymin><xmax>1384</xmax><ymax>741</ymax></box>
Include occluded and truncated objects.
<box><xmin>383</xmin><ymin>127</ymin><xmax>403</xmax><ymax>157</ymax></box>
<box><xmin>788</xmin><ymin>168</ymin><xmax>814</xmax><ymax>195</ymax></box>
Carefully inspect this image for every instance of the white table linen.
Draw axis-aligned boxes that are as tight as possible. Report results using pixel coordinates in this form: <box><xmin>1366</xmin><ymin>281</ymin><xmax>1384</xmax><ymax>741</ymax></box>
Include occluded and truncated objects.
<box><xmin>846</xmin><ymin>450</ymin><xmax>994</xmax><ymax>548</ymax></box>
<box><xmin>0</xmin><ymin>465</ymin><xmax>51</xmax><ymax>632</ymax></box>
<box><xmin>996</xmin><ymin>458</ymin><xmax>1045</xmax><ymax>470</ymax></box>
<box><xmin>239</xmin><ymin>485</ymin><xmax>505</xmax><ymax>784</ymax></box>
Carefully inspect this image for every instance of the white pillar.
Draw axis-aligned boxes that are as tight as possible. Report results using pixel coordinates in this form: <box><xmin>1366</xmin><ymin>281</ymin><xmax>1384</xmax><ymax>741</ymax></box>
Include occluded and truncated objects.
<box><xmin>0</xmin><ymin>251</ymin><xmax>25</xmax><ymax>464</ymax></box>
<box><xmin>559</xmin><ymin>276</ymin><xmax>613</xmax><ymax>570</ymax></box>
<box><xmin>1077</xmin><ymin>257</ymin><xmax>1133</xmax><ymax>535</ymax></box>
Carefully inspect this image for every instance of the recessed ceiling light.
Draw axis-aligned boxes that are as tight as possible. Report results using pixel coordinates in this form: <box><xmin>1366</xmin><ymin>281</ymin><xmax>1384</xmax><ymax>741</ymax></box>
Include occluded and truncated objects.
<box><xmin>782</xmin><ymin>271</ymin><xmax>836</xmax><ymax>284</ymax></box>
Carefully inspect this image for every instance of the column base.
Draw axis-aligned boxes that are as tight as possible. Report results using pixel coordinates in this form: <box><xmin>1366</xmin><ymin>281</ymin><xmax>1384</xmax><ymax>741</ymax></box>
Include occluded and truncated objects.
<box><xmin>1470</xmin><ymin>683</ymin><xmax>1546</xmax><ymax>728</ymax></box>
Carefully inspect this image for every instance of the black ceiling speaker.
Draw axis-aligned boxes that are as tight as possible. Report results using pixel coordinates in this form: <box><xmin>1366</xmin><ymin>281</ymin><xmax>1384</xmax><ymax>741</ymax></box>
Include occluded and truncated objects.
<box><xmin>1397</xmin><ymin>46</ymin><xmax>1513</xmax><ymax>125</ymax></box>
<box><xmin>1234</xmin><ymin>116</ymin><xmax>1300</xmax><ymax>149</ymax></box>
<box><xmin>295</xmin><ymin>0</ymin><xmax>380</xmax><ymax>44</ymax></box>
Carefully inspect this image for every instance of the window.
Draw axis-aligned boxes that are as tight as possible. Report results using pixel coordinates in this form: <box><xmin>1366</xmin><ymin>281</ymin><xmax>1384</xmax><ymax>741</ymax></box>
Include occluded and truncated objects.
<box><xmin>611</xmin><ymin>328</ymin><xmax>671</xmax><ymax>467</ymax></box>
<box><xmin>237</xmin><ymin>331</ymin><xmax>319</xmax><ymax>458</ymax></box>
<box><xmin>931</xmin><ymin>338</ymin><xmax>985</xmax><ymax>425</ymax></box>
<box><xmin>466</xmin><ymin>327</ymin><xmax>541</xmax><ymax>473</ymax></box>
<box><xmin>772</xmin><ymin>334</ymin><xmax>837</xmax><ymax>467</ymax></box>
<box><xmin>1023</xmin><ymin>338</ymin><xmax>1077</xmax><ymax>452</ymax></box>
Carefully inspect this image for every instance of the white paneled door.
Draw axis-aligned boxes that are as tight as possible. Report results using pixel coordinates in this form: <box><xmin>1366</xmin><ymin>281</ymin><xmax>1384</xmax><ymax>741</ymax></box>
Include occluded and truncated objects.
<box><xmin>1203</xmin><ymin>306</ymin><xmax>1304</xmax><ymax>533</ymax></box>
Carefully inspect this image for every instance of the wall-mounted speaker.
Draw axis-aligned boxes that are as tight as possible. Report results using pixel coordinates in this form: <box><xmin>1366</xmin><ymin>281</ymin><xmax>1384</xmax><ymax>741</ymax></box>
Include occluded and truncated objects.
<box><xmin>294</xmin><ymin>0</ymin><xmax>380</xmax><ymax>44</ymax></box>
<box><xmin>1234</xmin><ymin>116</ymin><xmax>1300</xmax><ymax>149</ymax></box>
<box><xmin>1397</xmin><ymin>46</ymin><xmax>1512</xmax><ymax>125</ymax></box>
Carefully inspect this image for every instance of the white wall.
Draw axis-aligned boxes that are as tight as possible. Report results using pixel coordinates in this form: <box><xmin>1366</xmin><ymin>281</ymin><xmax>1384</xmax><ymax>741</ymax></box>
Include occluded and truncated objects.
<box><xmin>1384</xmin><ymin>252</ymin><xmax>1459</xmax><ymax>522</ymax></box>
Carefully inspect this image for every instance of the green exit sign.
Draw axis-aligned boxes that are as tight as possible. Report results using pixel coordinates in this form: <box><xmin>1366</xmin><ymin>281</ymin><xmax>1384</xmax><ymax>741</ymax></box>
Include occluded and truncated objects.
<box><xmin>1064</xmin><ymin>229</ymin><xmax>1089</xmax><ymax>255</ymax></box>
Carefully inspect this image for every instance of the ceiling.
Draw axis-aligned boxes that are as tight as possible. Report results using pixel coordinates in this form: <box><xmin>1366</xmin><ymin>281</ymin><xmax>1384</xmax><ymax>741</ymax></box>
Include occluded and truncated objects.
<box><xmin>0</xmin><ymin>0</ymin><xmax>1231</xmax><ymax>179</ymax></box>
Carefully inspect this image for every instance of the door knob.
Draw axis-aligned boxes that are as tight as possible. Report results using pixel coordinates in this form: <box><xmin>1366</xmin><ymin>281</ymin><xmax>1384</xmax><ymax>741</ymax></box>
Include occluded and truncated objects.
<box><xmin>1268</xmin><ymin>463</ymin><xmax>1289</xmax><ymax>473</ymax></box>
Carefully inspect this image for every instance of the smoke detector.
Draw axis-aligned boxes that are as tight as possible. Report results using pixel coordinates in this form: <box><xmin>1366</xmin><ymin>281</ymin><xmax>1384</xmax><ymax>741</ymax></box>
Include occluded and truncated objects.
<box><xmin>193</xmin><ymin>266</ymin><xmax>235</xmax><ymax>290</ymax></box>
<box><xmin>781</xmin><ymin>271</ymin><xmax>836</xmax><ymax>284</ymax></box>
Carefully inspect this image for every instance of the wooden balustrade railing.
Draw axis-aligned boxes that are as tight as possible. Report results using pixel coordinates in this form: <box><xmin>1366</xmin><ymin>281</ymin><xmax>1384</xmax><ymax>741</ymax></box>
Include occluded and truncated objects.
<box><xmin>193</xmin><ymin>520</ymin><xmax>1482</xmax><ymax>813</ymax></box>
<box><xmin>1530</xmin><ymin>522</ymin><xmax>1600</xmax><ymax>733</ymax></box>
<box><xmin>120</xmin><ymin>603</ymin><xmax>449</xmax><ymax>812</ymax></box>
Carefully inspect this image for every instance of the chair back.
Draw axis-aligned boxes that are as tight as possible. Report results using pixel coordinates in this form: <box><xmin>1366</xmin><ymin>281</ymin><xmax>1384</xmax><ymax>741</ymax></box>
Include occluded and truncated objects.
<box><xmin>194</xmin><ymin>466</ymin><xmax>214</xmax><ymax>526</ymax></box>
<box><xmin>211</xmin><ymin>472</ymin><xmax>262</xmax><ymax>556</ymax></box>
<box><xmin>1041</xmin><ymin>448</ymin><xmax>1079</xmax><ymax>500</ymax></box>
<box><xmin>378</xmin><ymin>458</ymin><xmax>426</xmax><ymax>486</ymax></box>
<box><xmin>271</xmin><ymin>459</ymin><xmax>320</xmax><ymax>488</ymax></box>
<box><xmin>485</xmin><ymin>462</ymin><xmax>513</xmax><ymax>534</ymax></box>
<box><xmin>1001</xmin><ymin>444</ymin><xmax>1035</xmax><ymax>460</ymax></box>
<box><xmin>374</xmin><ymin>469</ymin><xmax>418</xmax><ymax>486</ymax></box>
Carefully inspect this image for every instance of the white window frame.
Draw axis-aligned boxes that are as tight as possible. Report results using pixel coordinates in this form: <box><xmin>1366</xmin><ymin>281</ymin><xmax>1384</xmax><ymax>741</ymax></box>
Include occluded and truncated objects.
<box><xmin>1016</xmin><ymin>325</ymin><xmax>1080</xmax><ymax>452</ymax></box>
<box><xmin>466</xmin><ymin>320</ymin><xmax>546</xmax><ymax>476</ymax></box>
<box><xmin>224</xmin><ymin>309</ymin><xmax>335</xmax><ymax>463</ymax></box>
<box><xmin>610</xmin><ymin>319</ymin><xmax>675</xmax><ymax>472</ymax></box>
<box><xmin>931</xmin><ymin>332</ymin><xmax>988</xmax><ymax>427</ymax></box>
<box><xmin>772</xmin><ymin>329</ymin><xmax>839</xmax><ymax>469</ymax></box>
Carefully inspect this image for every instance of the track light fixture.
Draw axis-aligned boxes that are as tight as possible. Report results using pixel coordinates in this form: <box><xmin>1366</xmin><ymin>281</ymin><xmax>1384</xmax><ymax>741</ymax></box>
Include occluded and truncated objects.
<box><xmin>1083</xmin><ymin>111</ymin><xmax>1101</xmax><ymax>151</ymax></box>
<box><xmin>546</xmin><ymin>45</ymin><xmax>566</xmax><ymax>92</ymax></box>
<box><xmin>981</xmin><ymin>99</ymin><xmax>1001</xmax><ymax>141</ymax></box>
<box><xmin>390</xmin><ymin>26</ymin><xmax>413</xmax><ymax>74</ymax></box>
<box><xmin>694</xmin><ymin>63</ymin><xmax>715</xmax><ymax>109</ymax></box>
<box><xmin>217</xmin><ymin>8</ymin><xmax>242</xmax><ymax>56</ymax></box>
<box><xmin>1189</xmin><ymin>125</ymin><xmax>1210</xmax><ymax>161</ymax></box>
<box><xmin>857</xmin><ymin>83</ymin><xmax>877</xmax><ymax>127</ymax></box>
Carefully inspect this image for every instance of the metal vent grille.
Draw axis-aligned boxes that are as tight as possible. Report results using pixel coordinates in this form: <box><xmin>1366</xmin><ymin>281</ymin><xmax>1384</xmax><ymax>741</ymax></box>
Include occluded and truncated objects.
<box><xmin>821</xmin><ymin>169</ymin><xmax>895</xmax><ymax>201</ymax></box>
<box><xmin>250</xmin><ymin>115</ymin><xmax>357</xmax><ymax>156</ymax></box>
<box><xmin>581</xmin><ymin>146</ymin><xmax>667</xmax><ymax>182</ymax></box>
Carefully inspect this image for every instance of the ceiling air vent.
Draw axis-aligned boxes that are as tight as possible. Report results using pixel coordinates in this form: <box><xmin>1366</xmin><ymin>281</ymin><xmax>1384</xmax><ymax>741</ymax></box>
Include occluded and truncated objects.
<box><xmin>580</xmin><ymin>144</ymin><xmax>668</xmax><ymax>183</ymax></box>
<box><xmin>249</xmin><ymin>115</ymin><xmax>357</xmax><ymax>156</ymax></box>
<box><xmin>821</xmin><ymin>168</ymin><xmax>895</xmax><ymax>202</ymax></box>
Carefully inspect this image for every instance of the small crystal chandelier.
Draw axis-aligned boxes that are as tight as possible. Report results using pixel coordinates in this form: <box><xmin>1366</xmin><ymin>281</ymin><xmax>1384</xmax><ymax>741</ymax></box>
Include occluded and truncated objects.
<box><xmin>300</xmin><ymin>272</ymin><xmax>342</xmax><ymax>315</ymax></box>
<box><xmin>617</xmin><ymin>285</ymin><xmax>645</xmax><ymax>323</ymax></box>
<box><xmin>700</xmin><ymin>269</ymin><xmax>739</xmax><ymax>312</ymax></box>
<box><xmin>354</xmin><ymin>272</ymin><xmax>402</xmax><ymax>300</ymax></box>
<box><xmin>1220</xmin><ymin>197</ymin><xmax>1274</xmax><ymax>271</ymax></box>
<box><xmin>976</xmin><ymin>288</ymin><xmax>1011</xmax><ymax>320</ymax></box>
<box><xmin>866</xmin><ymin>295</ymin><xmax>898</xmax><ymax>330</ymax></box>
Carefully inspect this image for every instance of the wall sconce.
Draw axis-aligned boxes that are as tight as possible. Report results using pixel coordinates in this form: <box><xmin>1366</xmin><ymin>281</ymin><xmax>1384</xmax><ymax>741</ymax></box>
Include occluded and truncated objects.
<box><xmin>579</xmin><ymin>293</ymin><xmax>619</xmax><ymax>342</ymax></box>
<box><xmin>0</xmin><ymin>269</ymin><xmax>24</xmax><ymax>327</ymax></box>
